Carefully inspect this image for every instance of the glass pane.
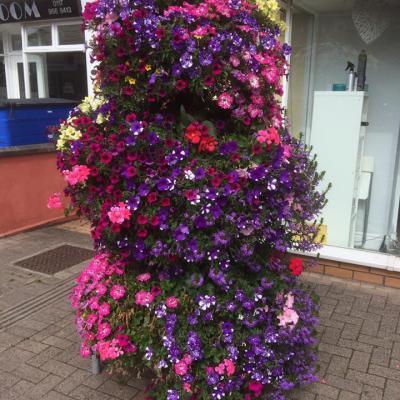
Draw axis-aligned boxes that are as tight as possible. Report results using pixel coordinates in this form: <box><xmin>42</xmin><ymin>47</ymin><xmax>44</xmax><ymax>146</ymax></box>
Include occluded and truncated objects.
<box><xmin>27</xmin><ymin>26</ymin><xmax>52</xmax><ymax>46</ymax></box>
<box><xmin>11</xmin><ymin>34</ymin><xmax>22</xmax><ymax>51</ymax></box>
<box><xmin>0</xmin><ymin>57</ymin><xmax>6</xmax><ymax>99</ymax></box>
<box><xmin>58</xmin><ymin>24</ymin><xmax>84</xmax><ymax>45</ymax></box>
<box><xmin>287</xmin><ymin>10</ymin><xmax>314</xmax><ymax>138</ymax></box>
<box><xmin>17</xmin><ymin>63</ymin><xmax>25</xmax><ymax>99</ymax></box>
<box><xmin>290</xmin><ymin>0</ymin><xmax>400</xmax><ymax>254</ymax></box>
<box><xmin>46</xmin><ymin>52</ymin><xmax>87</xmax><ymax>100</ymax></box>
<box><xmin>29</xmin><ymin>62</ymin><xmax>39</xmax><ymax>99</ymax></box>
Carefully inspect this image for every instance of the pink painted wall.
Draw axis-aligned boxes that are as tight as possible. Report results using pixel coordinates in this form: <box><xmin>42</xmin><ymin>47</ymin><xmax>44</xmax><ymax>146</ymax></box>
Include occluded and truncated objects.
<box><xmin>0</xmin><ymin>152</ymin><xmax>67</xmax><ymax>236</ymax></box>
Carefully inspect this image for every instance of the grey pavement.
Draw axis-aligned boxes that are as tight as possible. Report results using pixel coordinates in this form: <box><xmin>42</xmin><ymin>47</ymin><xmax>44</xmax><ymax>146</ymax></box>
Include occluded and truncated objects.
<box><xmin>1</xmin><ymin>222</ymin><xmax>400</xmax><ymax>399</ymax></box>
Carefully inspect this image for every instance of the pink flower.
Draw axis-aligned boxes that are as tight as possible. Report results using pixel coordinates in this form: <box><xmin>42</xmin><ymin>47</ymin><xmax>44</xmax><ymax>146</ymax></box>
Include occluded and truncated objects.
<box><xmin>80</xmin><ymin>344</ymin><xmax>91</xmax><ymax>358</ymax></box>
<box><xmin>47</xmin><ymin>193</ymin><xmax>62</xmax><ymax>209</ymax></box>
<box><xmin>247</xmin><ymin>73</ymin><xmax>260</xmax><ymax>89</ymax></box>
<box><xmin>256</xmin><ymin>127</ymin><xmax>281</xmax><ymax>145</ymax></box>
<box><xmin>166</xmin><ymin>296</ymin><xmax>179</xmax><ymax>309</ymax></box>
<box><xmin>229</xmin><ymin>55</ymin><xmax>240</xmax><ymax>67</ymax></box>
<box><xmin>224</xmin><ymin>359</ymin><xmax>235</xmax><ymax>376</ymax></box>
<box><xmin>110</xmin><ymin>284</ymin><xmax>126</xmax><ymax>300</ymax></box>
<box><xmin>136</xmin><ymin>273</ymin><xmax>151</xmax><ymax>282</ymax></box>
<box><xmin>97</xmin><ymin>322</ymin><xmax>112</xmax><ymax>340</ymax></box>
<box><xmin>63</xmin><ymin>165</ymin><xmax>90</xmax><ymax>185</ymax></box>
<box><xmin>183</xmin><ymin>354</ymin><xmax>192</xmax><ymax>365</ymax></box>
<box><xmin>107</xmin><ymin>202</ymin><xmax>131</xmax><ymax>224</ymax></box>
<box><xmin>96</xmin><ymin>284</ymin><xmax>107</xmax><ymax>296</ymax></box>
<box><xmin>99</xmin><ymin>303</ymin><xmax>111</xmax><ymax>316</ymax></box>
<box><xmin>215</xmin><ymin>362</ymin><xmax>225</xmax><ymax>375</ymax></box>
<box><xmin>175</xmin><ymin>360</ymin><xmax>188</xmax><ymax>376</ymax></box>
<box><xmin>249</xmin><ymin>381</ymin><xmax>263</xmax><ymax>397</ymax></box>
<box><xmin>217</xmin><ymin>92</ymin><xmax>234</xmax><ymax>109</ymax></box>
<box><xmin>277</xmin><ymin>300</ymin><xmax>299</xmax><ymax>329</ymax></box>
<box><xmin>183</xmin><ymin>383</ymin><xmax>192</xmax><ymax>393</ymax></box>
<box><xmin>135</xmin><ymin>290</ymin><xmax>155</xmax><ymax>307</ymax></box>
<box><xmin>97</xmin><ymin>340</ymin><xmax>123</xmax><ymax>361</ymax></box>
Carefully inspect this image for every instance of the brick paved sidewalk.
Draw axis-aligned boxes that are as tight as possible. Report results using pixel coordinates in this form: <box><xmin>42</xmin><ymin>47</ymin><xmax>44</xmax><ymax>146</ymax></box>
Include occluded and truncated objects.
<box><xmin>2</xmin><ymin>223</ymin><xmax>400</xmax><ymax>399</ymax></box>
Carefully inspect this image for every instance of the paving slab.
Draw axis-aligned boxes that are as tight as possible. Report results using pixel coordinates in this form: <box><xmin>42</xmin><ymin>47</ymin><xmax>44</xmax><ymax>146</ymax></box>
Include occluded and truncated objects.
<box><xmin>1</xmin><ymin>223</ymin><xmax>400</xmax><ymax>399</ymax></box>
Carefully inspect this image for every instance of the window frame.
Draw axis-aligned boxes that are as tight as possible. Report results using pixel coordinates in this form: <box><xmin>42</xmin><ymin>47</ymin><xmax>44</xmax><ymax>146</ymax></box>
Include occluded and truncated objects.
<box><xmin>20</xmin><ymin>18</ymin><xmax>85</xmax><ymax>98</ymax></box>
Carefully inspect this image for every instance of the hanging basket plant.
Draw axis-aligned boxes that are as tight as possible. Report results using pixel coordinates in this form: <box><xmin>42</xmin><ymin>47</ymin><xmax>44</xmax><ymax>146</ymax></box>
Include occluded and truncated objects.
<box><xmin>52</xmin><ymin>0</ymin><xmax>327</xmax><ymax>398</ymax></box>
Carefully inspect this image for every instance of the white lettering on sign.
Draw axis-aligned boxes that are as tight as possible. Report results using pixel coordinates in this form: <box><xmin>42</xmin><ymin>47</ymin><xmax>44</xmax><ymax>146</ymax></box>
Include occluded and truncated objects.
<box><xmin>10</xmin><ymin>2</ymin><xmax>23</xmax><ymax>19</ymax></box>
<box><xmin>24</xmin><ymin>0</ymin><xmax>40</xmax><ymax>18</ymax></box>
<box><xmin>0</xmin><ymin>0</ymin><xmax>40</xmax><ymax>21</ymax></box>
<box><xmin>0</xmin><ymin>3</ymin><xmax>9</xmax><ymax>20</ymax></box>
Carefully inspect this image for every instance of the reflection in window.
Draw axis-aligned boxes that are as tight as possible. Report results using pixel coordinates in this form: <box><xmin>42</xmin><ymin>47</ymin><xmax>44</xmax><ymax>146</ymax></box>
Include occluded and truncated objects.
<box><xmin>27</xmin><ymin>26</ymin><xmax>52</xmax><ymax>46</ymax></box>
<box><xmin>46</xmin><ymin>52</ymin><xmax>87</xmax><ymax>100</ymax></box>
<box><xmin>11</xmin><ymin>34</ymin><xmax>22</xmax><ymax>51</ymax></box>
<box><xmin>58</xmin><ymin>24</ymin><xmax>84</xmax><ymax>45</ymax></box>
<box><xmin>17</xmin><ymin>62</ymin><xmax>39</xmax><ymax>99</ymax></box>
<box><xmin>0</xmin><ymin>57</ymin><xmax>6</xmax><ymax>99</ymax></box>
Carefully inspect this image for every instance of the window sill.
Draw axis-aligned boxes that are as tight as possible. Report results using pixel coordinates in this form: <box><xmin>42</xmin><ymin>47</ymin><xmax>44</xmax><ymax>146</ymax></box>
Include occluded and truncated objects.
<box><xmin>0</xmin><ymin>143</ymin><xmax>56</xmax><ymax>158</ymax></box>
<box><xmin>293</xmin><ymin>245</ymin><xmax>400</xmax><ymax>273</ymax></box>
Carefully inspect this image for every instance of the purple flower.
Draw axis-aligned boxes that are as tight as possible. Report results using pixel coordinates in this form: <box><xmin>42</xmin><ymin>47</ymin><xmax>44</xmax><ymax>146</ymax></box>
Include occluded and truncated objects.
<box><xmin>180</xmin><ymin>52</ymin><xmax>193</xmax><ymax>68</ymax></box>
<box><xmin>174</xmin><ymin>224</ymin><xmax>189</xmax><ymax>241</ymax></box>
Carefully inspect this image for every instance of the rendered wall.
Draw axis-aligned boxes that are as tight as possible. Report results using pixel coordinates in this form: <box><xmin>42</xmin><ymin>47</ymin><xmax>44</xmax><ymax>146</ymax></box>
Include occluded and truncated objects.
<box><xmin>0</xmin><ymin>152</ymin><xmax>66</xmax><ymax>236</ymax></box>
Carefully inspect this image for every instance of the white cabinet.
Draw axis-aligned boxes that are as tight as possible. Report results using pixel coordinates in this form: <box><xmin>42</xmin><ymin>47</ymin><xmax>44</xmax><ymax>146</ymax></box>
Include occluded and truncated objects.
<box><xmin>309</xmin><ymin>91</ymin><xmax>368</xmax><ymax>247</ymax></box>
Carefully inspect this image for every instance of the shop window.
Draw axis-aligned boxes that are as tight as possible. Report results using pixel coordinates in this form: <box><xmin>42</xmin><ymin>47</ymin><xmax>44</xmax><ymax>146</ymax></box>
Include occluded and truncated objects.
<box><xmin>27</xmin><ymin>26</ymin><xmax>52</xmax><ymax>47</ymax></box>
<box><xmin>57</xmin><ymin>24</ymin><xmax>84</xmax><ymax>45</ymax></box>
<box><xmin>46</xmin><ymin>52</ymin><xmax>87</xmax><ymax>100</ymax></box>
<box><xmin>289</xmin><ymin>0</ymin><xmax>400</xmax><ymax>255</ymax></box>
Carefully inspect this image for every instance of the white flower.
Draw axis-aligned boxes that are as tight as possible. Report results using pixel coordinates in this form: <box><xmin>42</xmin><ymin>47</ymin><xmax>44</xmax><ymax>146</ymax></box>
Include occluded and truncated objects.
<box><xmin>185</xmin><ymin>170</ymin><xmax>195</xmax><ymax>180</ymax></box>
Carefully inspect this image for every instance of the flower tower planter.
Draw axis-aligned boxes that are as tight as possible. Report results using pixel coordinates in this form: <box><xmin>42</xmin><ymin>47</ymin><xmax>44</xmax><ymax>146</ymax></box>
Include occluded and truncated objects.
<box><xmin>54</xmin><ymin>0</ymin><xmax>326</xmax><ymax>398</ymax></box>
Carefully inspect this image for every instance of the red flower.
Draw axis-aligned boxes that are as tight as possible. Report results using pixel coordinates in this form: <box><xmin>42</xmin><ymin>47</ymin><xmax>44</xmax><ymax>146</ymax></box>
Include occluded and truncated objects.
<box><xmin>249</xmin><ymin>381</ymin><xmax>263</xmax><ymax>397</ymax></box>
<box><xmin>199</xmin><ymin>135</ymin><xmax>218</xmax><ymax>153</ymax></box>
<box><xmin>176</xmin><ymin>80</ymin><xmax>188</xmax><ymax>91</ymax></box>
<box><xmin>231</xmin><ymin>153</ymin><xmax>241</xmax><ymax>162</ymax></box>
<box><xmin>125</xmin><ymin>113</ymin><xmax>137</xmax><ymax>123</ymax></box>
<box><xmin>100</xmin><ymin>152</ymin><xmax>112</xmax><ymax>164</ymax></box>
<box><xmin>137</xmin><ymin>215</ymin><xmax>148</xmax><ymax>225</ymax></box>
<box><xmin>137</xmin><ymin>229</ymin><xmax>148</xmax><ymax>238</ymax></box>
<box><xmin>125</xmin><ymin>166</ymin><xmax>137</xmax><ymax>177</ymax></box>
<box><xmin>160</xmin><ymin>198</ymin><xmax>171</xmax><ymax>207</ymax></box>
<box><xmin>207</xmin><ymin>167</ymin><xmax>216</xmax><ymax>176</ymax></box>
<box><xmin>123</xmin><ymin>86</ymin><xmax>134</xmax><ymax>96</ymax></box>
<box><xmin>87</xmin><ymin>125</ymin><xmax>97</xmax><ymax>135</ymax></box>
<box><xmin>147</xmin><ymin>192</ymin><xmax>157</xmax><ymax>204</ymax></box>
<box><xmin>212</xmin><ymin>63</ymin><xmax>222</xmax><ymax>75</ymax></box>
<box><xmin>156</xmin><ymin>27</ymin><xmax>166</xmax><ymax>39</ymax></box>
<box><xmin>289</xmin><ymin>258</ymin><xmax>304</xmax><ymax>276</ymax></box>
<box><xmin>204</xmin><ymin>75</ymin><xmax>215</xmax><ymax>86</ymax></box>
<box><xmin>90</xmin><ymin>166</ymin><xmax>99</xmax><ymax>176</ymax></box>
<box><xmin>150</xmin><ymin>216</ymin><xmax>160</xmax><ymax>227</ymax></box>
<box><xmin>252</xmin><ymin>144</ymin><xmax>263</xmax><ymax>155</ymax></box>
<box><xmin>151</xmin><ymin>286</ymin><xmax>162</xmax><ymax>297</ymax></box>
<box><xmin>185</xmin><ymin>122</ymin><xmax>208</xmax><ymax>144</ymax></box>
<box><xmin>211</xmin><ymin>177</ymin><xmax>222</xmax><ymax>188</ymax></box>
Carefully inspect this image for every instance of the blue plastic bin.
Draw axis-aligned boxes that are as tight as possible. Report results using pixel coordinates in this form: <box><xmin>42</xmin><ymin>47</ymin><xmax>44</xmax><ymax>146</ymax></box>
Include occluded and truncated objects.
<box><xmin>0</xmin><ymin>99</ymin><xmax>77</xmax><ymax>148</ymax></box>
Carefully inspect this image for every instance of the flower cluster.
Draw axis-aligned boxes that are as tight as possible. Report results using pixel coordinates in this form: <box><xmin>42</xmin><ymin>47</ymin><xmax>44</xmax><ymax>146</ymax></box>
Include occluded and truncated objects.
<box><xmin>55</xmin><ymin>0</ymin><xmax>326</xmax><ymax>398</ymax></box>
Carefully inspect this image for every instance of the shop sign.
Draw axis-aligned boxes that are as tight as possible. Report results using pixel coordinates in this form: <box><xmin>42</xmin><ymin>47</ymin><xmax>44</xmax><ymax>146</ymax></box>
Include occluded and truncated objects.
<box><xmin>0</xmin><ymin>0</ymin><xmax>81</xmax><ymax>23</ymax></box>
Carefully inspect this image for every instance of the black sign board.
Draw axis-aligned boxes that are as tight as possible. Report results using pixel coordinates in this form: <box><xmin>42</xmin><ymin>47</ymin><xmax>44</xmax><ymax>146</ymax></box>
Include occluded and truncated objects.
<box><xmin>0</xmin><ymin>0</ymin><xmax>82</xmax><ymax>23</ymax></box>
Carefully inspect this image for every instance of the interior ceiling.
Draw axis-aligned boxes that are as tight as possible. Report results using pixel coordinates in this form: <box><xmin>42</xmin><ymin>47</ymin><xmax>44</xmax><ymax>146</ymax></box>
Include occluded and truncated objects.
<box><xmin>294</xmin><ymin>0</ymin><xmax>356</xmax><ymax>14</ymax></box>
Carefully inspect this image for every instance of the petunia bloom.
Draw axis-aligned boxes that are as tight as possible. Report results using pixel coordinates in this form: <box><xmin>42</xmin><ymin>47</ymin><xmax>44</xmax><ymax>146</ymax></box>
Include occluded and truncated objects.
<box><xmin>47</xmin><ymin>193</ymin><xmax>62</xmax><ymax>209</ymax></box>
